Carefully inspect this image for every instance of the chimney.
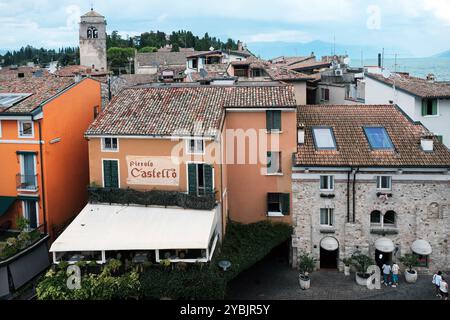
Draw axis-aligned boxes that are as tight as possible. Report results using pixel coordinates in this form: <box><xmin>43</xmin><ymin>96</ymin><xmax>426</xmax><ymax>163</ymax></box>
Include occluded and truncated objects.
<box><xmin>74</xmin><ymin>73</ymin><xmax>82</xmax><ymax>83</ymax></box>
<box><xmin>421</xmin><ymin>135</ymin><xmax>434</xmax><ymax>152</ymax></box>
<box><xmin>378</xmin><ymin>53</ymin><xmax>382</xmax><ymax>68</ymax></box>
<box><xmin>426</xmin><ymin>73</ymin><xmax>436</xmax><ymax>83</ymax></box>
<box><xmin>298</xmin><ymin>125</ymin><xmax>305</xmax><ymax>144</ymax></box>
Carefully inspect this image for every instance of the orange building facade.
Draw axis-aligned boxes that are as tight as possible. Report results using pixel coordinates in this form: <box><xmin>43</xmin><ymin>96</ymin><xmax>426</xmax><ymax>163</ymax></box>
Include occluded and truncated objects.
<box><xmin>0</xmin><ymin>77</ymin><xmax>102</xmax><ymax>240</ymax></box>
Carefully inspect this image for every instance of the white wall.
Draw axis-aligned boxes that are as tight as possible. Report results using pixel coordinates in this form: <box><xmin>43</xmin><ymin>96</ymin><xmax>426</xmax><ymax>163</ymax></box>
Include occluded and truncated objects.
<box><xmin>318</xmin><ymin>84</ymin><xmax>360</xmax><ymax>105</ymax></box>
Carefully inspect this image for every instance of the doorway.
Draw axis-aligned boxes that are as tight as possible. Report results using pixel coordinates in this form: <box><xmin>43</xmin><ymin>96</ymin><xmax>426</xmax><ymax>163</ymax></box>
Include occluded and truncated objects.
<box><xmin>375</xmin><ymin>250</ymin><xmax>392</xmax><ymax>269</ymax></box>
<box><xmin>320</xmin><ymin>247</ymin><xmax>339</xmax><ymax>269</ymax></box>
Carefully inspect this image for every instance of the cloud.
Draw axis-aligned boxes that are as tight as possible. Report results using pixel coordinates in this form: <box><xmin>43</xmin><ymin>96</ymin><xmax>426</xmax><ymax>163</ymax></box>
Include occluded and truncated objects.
<box><xmin>422</xmin><ymin>0</ymin><xmax>450</xmax><ymax>25</ymax></box>
<box><xmin>245</xmin><ymin>30</ymin><xmax>312</xmax><ymax>43</ymax></box>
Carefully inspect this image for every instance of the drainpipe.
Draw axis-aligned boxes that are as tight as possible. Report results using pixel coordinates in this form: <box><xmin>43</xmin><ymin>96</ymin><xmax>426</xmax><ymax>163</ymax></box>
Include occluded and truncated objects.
<box><xmin>347</xmin><ymin>169</ymin><xmax>351</xmax><ymax>223</ymax></box>
<box><xmin>37</xmin><ymin>120</ymin><xmax>48</xmax><ymax>234</ymax></box>
<box><xmin>352</xmin><ymin>168</ymin><xmax>359</xmax><ymax>223</ymax></box>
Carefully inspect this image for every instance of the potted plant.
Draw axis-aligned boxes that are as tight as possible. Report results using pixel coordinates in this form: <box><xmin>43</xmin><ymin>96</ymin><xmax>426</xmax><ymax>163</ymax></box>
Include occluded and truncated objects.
<box><xmin>399</xmin><ymin>254</ymin><xmax>418</xmax><ymax>283</ymax></box>
<box><xmin>342</xmin><ymin>257</ymin><xmax>353</xmax><ymax>276</ymax></box>
<box><xmin>298</xmin><ymin>252</ymin><xmax>316</xmax><ymax>290</ymax></box>
<box><xmin>350</xmin><ymin>254</ymin><xmax>373</xmax><ymax>286</ymax></box>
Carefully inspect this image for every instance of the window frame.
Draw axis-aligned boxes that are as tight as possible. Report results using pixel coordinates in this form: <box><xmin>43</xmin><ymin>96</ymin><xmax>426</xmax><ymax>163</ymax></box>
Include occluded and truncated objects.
<box><xmin>363</xmin><ymin>127</ymin><xmax>394</xmax><ymax>150</ymax></box>
<box><xmin>101</xmin><ymin>137</ymin><xmax>119</xmax><ymax>152</ymax></box>
<box><xmin>18</xmin><ymin>120</ymin><xmax>34</xmax><ymax>139</ymax></box>
<box><xmin>320</xmin><ymin>88</ymin><xmax>330</xmax><ymax>102</ymax></box>
<box><xmin>187</xmin><ymin>162</ymin><xmax>215</xmax><ymax>197</ymax></box>
<box><xmin>320</xmin><ymin>208</ymin><xmax>334</xmax><ymax>227</ymax></box>
<box><xmin>186</xmin><ymin>139</ymin><xmax>205</xmax><ymax>155</ymax></box>
<box><xmin>422</xmin><ymin>98</ymin><xmax>439</xmax><ymax>117</ymax></box>
<box><xmin>266</xmin><ymin>151</ymin><xmax>282</xmax><ymax>175</ymax></box>
<box><xmin>102</xmin><ymin>159</ymin><xmax>120</xmax><ymax>189</ymax></box>
<box><xmin>376</xmin><ymin>176</ymin><xmax>392</xmax><ymax>191</ymax></box>
<box><xmin>320</xmin><ymin>175</ymin><xmax>335</xmax><ymax>192</ymax></box>
<box><xmin>312</xmin><ymin>126</ymin><xmax>337</xmax><ymax>150</ymax></box>
<box><xmin>267</xmin><ymin>193</ymin><xmax>290</xmax><ymax>217</ymax></box>
<box><xmin>22</xmin><ymin>200</ymin><xmax>39</xmax><ymax>231</ymax></box>
<box><xmin>266</xmin><ymin>110</ymin><xmax>282</xmax><ymax>132</ymax></box>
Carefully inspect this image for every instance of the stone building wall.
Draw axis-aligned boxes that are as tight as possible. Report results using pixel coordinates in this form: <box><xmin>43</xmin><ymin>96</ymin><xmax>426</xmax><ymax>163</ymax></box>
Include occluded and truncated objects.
<box><xmin>292</xmin><ymin>173</ymin><xmax>450</xmax><ymax>273</ymax></box>
<box><xmin>79</xmin><ymin>16</ymin><xmax>107</xmax><ymax>71</ymax></box>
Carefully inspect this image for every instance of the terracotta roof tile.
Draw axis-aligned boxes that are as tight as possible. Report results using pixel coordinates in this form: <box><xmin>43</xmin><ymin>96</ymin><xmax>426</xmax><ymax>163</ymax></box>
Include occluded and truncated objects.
<box><xmin>295</xmin><ymin>104</ymin><xmax>450</xmax><ymax>167</ymax></box>
<box><xmin>86</xmin><ymin>84</ymin><xmax>296</xmax><ymax>137</ymax></box>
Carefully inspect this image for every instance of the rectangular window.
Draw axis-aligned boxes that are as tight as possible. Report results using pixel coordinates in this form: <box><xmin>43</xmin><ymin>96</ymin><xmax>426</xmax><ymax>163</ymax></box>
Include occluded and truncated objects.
<box><xmin>267</xmin><ymin>152</ymin><xmax>282</xmax><ymax>174</ymax></box>
<box><xmin>18</xmin><ymin>121</ymin><xmax>34</xmax><ymax>138</ymax></box>
<box><xmin>252</xmin><ymin>69</ymin><xmax>263</xmax><ymax>77</ymax></box>
<box><xmin>364</xmin><ymin>127</ymin><xmax>394</xmax><ymax>150</ymax></box>
<box><xmin>320</xmin><ymin>175</ymin><xmax>334</xmax><ymax>191</ymax></box>
<box><xmin>267</xmin><ymin>193</ymin><xmax>290</xmax><ymax>216</ymax></box>
<box><xmin>376</xmin><ymin>176</ymin><xmax>392</xmax><ymax>190</ymax></box>
<box><xmin>19</xmin><ymin>153</ymin><xmax>37</xmax><ymax>190</ymax></box>
<box><xmin>320</xmin><ymin>208</ymin><xmax>334</xmax><ymax>226</ymax></box>
<box><xmin>266</xmin><ymin>110</ymin><xmax>282</xmax><ymax>132</ymax></box>
<box><xmin>94</xmin><ymin>106</ymin><xmax>100</xmax><ymax>119</ymax></box>
<box><xmin>103</xmin><ymin>160</ymin><xmax>119</xmax><ymax>188</ymax></box>
<box><xmin>0</xmin><ymin>120</ymin><xmax>2</xmax><ymax>138</ymax></box>
<box><xmin>0</xmin><ymin>93</ymin><xmax>30</xmax><ymax>107</ymax></box>
<box><xmin>312</xmin><ymin>127</ymin><xmax>336</xmax><ymax>150</ymax></box>
<box><xmin>188</xmin><ymin>163</ymin><xmax>213</xmax><ymax>196</ymax></box>
<box><xmin>187</xmin><ymin>139</ymin><xmax>205</xmax><ymax>155</ymax></box>
<box><xmin>437</xmin><ymin>135</ymin><xmax>443</xmax><ymax>144</ymax></box>
<box><xmin>422</xmin><ymin>99</ymin><xmax>438</xmax><ymax>116</ymax></box>
<box><xmin>102</xmin><ymin>138</ymin><xmax>119</xmax><ymax>152</ymax></box>
<box><xmin>321</xmin><ymin>88</ymin><xmax>330</xmax><ymax>101</ymax></box>
<box><xmin>23</xmin><ymin>200</ymin><xmax>38</xmax><ymax>230</ymax></box>
<box><xmin>413</xmin><ymin>254</ymin><xmax>429</xmax><ymax>268</ymax></box>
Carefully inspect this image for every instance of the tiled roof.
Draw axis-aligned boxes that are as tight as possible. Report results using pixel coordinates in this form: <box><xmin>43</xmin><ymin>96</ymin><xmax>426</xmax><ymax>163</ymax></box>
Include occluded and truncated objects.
<box><xmin>136</xmin><ymin>51</ymin><xmax>203</xmax><ymax>67</ymax></box>
<box><xmin>0</xmin><ymin>66</ymin><xmax>50</xmax><ymax>80</ymax></box>
<box><xmin>288</xmin><ymin>60</ymin><xmax>332</xmax><ymax>72</ymax></box>
<box><xmin>295</xmin><ymin>104</ymin><xmax>450</xmax><ymax>167</ymax></box>
<box><xmin>81</xmin><ymin>9</ymin><xmax>104</xmax><ymax>17</ymax></box>
<box><xmin>86</xmin><ymin>84</ymin><xmax>296</xmax><ymax>136</ymax></box>
<box><xmin>0</xmin><ymin>77</ymin><xmax>75</xmax><ymax>113</ymax></box>
<box><xmin>187</xmin><ymin>50</ymin><xmax>252</xmax><ymax>59</ymax></box>
<box><xmin>54</xmin><ymin>65</ymin><xmax>108</xmax><ymax>77</ymax></box>
<box><xmin>366</xmin><ymin>73</ymin><xmax>450</xmax><ymax>99</ymax></box>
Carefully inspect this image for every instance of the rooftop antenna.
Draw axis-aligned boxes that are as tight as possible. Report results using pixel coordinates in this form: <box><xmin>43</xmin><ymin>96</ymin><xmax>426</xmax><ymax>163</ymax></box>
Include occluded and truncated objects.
<box><xmin>90</xmin><ymin>0</ymin><xmax>94</xmax><ymax>10</ymax></box>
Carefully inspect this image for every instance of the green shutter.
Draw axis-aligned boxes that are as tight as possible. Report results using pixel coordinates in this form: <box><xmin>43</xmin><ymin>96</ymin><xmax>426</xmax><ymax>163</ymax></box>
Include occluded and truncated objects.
<box><xmin>103</xmin><ymin>160</ymin><xmax>111</xmax><ymax>188</ymax></box>
<box><xmin>266</xmin><ymin>111</ymin><xmax>273</xmax><ymax>131</ymax></box>
<box><xmin>432</xmin><ymin>100</ymin><xmax>438</xmax><ymax>116</ymax></box>
<box><xmin>437</xmin><ymin>135</ymin><xmax>443</xmax><ymax>143</ymax></box>
<box><xmin>281</xmin><ymin>193</ymin><xmax>290</xmax><ymax>216</ymax></box>
<box><xmin>110</xmin><ymin>161</ymin><xmax>119</xmax><ymax>188</ymax></box>
<box><xmin>274</xmin><ymin>111</ymin><xmax>282</xmax><ymax>131</ymax></box>
<box><xmin>204</xmin><ymin>165</ymin><xmax>214</xmax><ymax>195</ymax></box>
<box><xmin>188</xmin><ymin>164</ymin><xmax>197</xmax><ymax>196</ymax></box>
<box><xmin>422</xmin><ymin>100</ymin><xmax>427</xmax><ymax>116</ymax></box>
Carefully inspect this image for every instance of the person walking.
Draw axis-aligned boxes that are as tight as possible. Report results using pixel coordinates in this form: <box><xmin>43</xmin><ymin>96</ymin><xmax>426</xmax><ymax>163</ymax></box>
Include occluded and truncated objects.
<box><xmin>432</xmin><ymin>271</ymin><xmax>443</xmax><ymax>297</ymax></box>
<box><xmin>382</xmin><ymin>263</ymin><xmax>392</xmax><ymax>286</ymax></box>
<box><xmin>391</xmin><ymin>262</ymin><xmax>400</xmax><ymax>287</ymax></box>
<box><xmin>439</xmin><ymin>277</ymin><xmax>448</xmax><ymax>300</ymax></box>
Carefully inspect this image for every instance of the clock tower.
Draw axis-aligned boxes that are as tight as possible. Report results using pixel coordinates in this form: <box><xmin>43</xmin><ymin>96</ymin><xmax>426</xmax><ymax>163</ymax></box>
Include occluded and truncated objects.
<box><xmin>79</xmin><ymin>8</ymin><xmax>107</xmax><ymax>71</ymax></box>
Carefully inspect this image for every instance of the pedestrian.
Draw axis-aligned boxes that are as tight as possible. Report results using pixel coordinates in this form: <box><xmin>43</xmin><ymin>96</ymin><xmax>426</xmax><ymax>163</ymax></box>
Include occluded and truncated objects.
<box><xmin>391</xmin><ymin>262</ymin><xmax>400</xmax><ymax>287</ymax></box>
<box><xmin>382</xmin><ymin>263</ymin><xmax>392</xmax><ymax>286</ymax></box>
<box><xmin>439</xmin><ymin>277</ymin><xmax>448</xmax><ymax>301</ymax></box>
<box><xmin>432</xmin><ymin>271</ymin><xmax>443</xmax><ymax>297</ymax></box>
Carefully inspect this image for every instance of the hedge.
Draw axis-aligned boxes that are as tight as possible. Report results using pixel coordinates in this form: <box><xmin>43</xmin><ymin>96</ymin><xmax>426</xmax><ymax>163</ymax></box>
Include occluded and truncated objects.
<box><xmin>88</xmin><ymin>187</ymin><xmax>216</xmax><ymax>211</ymax></box>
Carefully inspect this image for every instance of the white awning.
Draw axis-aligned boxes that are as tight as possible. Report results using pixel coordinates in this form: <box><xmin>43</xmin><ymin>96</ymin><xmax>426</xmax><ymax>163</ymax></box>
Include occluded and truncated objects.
<box><xmin>320</xmin><ymin>237</ymin><xmax>339</xmax><ymax>251</ymax></box>
<box><xmin>374</xmin><ymin>237</ymin><xmax>395</xmax><ymax>253</ymax></box>
<box><xmin>50</xmin><ymin>204</ymin><xmax>217</xmax><ymax>253</ymax></box>
<box><xmin>411</xmin><ymin>240</ymin><xmax>432</xmax><ymax>256</ymax></box>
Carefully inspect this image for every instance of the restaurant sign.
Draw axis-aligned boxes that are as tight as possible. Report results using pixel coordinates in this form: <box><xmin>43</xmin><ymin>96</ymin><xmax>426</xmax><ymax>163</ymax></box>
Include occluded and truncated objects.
<box><xmin>126</xmin><ymin>156</ymin><xmax>179</xmax><ymax>186</ymax></box>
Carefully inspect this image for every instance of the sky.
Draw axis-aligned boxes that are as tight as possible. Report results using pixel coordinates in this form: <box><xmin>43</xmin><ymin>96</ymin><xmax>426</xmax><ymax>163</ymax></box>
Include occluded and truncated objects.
<box><xmin>0</xmin><ymin>0</ymin><xmax>449</xmax><ymax>57</ymax></box>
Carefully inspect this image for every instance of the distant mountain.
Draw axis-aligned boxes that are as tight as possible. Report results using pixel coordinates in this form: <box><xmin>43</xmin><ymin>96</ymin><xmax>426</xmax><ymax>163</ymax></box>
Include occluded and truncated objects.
<box><xmin>433</xmin><ymin>50</ymin><xmax>450</xmax><ymax>58</ymax></box>
<box><xmin>247</xmin><ymin>40</ymin><xmax>403</xmax><ymax>61</ymax></box>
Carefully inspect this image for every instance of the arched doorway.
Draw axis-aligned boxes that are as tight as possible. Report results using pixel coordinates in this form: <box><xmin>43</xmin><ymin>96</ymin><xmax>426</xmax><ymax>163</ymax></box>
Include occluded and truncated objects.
<box><xmin>320</xmin><ymin>237</ymin><xmax>339</xmax><ymax>269</ymax></box>
<box><xmin>374</xmin><ymin>237</ymin><xmax>395</xmax><ymax>269</ymax></box>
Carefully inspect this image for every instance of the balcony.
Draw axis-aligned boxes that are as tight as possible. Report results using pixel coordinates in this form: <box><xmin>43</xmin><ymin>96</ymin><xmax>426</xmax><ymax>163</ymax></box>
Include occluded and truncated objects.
<box><xmin>16</xmin><ymin>174</ymin><xmax>38</xmax><ymax>192</ymax></box>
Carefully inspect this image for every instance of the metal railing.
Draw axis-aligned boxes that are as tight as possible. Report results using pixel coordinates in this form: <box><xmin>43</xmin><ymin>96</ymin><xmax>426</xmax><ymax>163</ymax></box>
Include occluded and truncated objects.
<box><xmin>16</xmin><ymin>174</ymin><xmax>38</xmax><ymax>191</ymax></box>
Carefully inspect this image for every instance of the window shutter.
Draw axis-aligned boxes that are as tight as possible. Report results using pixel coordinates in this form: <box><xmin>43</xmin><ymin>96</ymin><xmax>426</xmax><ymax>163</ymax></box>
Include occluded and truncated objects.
<box><xmin>188</xmin><ymin>164</ymin><xmax>197</xmax><ymax>196</ymax></box>
<box><xmin>325</xmin><ymin>89</ymin><xmax>330</xmax><ymax>101</ymax></box>
<box><xmin>204</xmin><ymin>165</ymin><xmax>214</xmax><ymax>195</ymax></box>
<box><xmin>266</xmin><ymin>111</ymin><xmax>273</xmax><ymax>131</ymax></box>
<box><xmin>432</xmin><ymin>100</ymin><xmax>438</xmax><ymax>115</ymax></box>
<box><xmin>422</xmin><ymin>100</ymin><xmax>427</xmax><ymax>116</ymax></box>
<box><xmin>110</xmin><ymin>161</ymin><xmax>119</xmax><ymax>188</ymax></box>
<box><xmin>103</xmin><ymin>160</ymin><xmax>111</xmax><ymax>188</ymax></box>
<box><xmin>274</xmin><ymin>111</ymin><xmax>282</xmax><ymax>131</ymax></box>
<box><xmin>437</xmin><ymin>135</ymin><xmax>443</xmax><ymax>143</ymax></box>
<box><xmin>282</xmin><ymin>193</ymin><xmax>290</xmax><ymax>216</ymax></box>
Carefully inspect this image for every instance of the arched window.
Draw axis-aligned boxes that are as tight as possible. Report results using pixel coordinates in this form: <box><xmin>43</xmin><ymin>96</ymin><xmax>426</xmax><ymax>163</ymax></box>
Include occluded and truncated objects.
<box><xmin>370</xmin><ymin>210</ymin><xmax>381</xmax><ymax>224</ymax></box>
<box><xmin>383</xmin><ymin>211</ymin><xmax>396</xmax><ymax>226</ymax></box>
<box><xmin>87</xmin><ymin>26</ymin><xmax>98</xmax><ymax>39</ymax></box>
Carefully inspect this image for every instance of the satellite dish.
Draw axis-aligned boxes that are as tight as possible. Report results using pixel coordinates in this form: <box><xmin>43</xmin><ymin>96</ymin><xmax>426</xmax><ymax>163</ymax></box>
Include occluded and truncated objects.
<box><xmin>382</xmin><ymin>69</ymin><xmax>392</xmax><ymax>79</ymax></box>
<box><xmin>343</xmin><ymin>57</ymin><xmax>351</xmax><ymax>65</ymax></box>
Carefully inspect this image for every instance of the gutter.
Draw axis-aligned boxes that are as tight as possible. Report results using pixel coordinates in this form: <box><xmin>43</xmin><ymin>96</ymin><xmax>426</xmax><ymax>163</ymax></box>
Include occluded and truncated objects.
<box><xmin>352</xmin><ymin>168</ymin><xmax>359</xmax><ymax>223</ymax></box>
<box><xmin>36</xmin><ymin>120</ymin><xmax>48</xmax><ymax>234</ymax></box>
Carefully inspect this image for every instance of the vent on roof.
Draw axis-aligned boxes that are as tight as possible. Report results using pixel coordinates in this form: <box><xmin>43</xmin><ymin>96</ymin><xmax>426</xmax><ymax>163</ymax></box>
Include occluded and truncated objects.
<box><xmin>18</xmin><ymin>72</ymin><xmax>25</xmax><ymax>78</ymax></box>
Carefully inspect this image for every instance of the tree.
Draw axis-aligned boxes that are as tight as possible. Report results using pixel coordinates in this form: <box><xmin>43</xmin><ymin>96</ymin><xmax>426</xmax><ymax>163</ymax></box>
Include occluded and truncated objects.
<box><xmin>138</xmin><ymin>47</ymin><xmax>158</xmax><ymax>53</ymax></box>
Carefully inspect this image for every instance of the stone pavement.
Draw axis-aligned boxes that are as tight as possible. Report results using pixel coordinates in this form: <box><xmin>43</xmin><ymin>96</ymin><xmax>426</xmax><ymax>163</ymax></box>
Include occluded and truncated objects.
<box><xmin>227</xmin><ymin>247</ymin><xmax>442</xmax><ymax>300</ymax></box>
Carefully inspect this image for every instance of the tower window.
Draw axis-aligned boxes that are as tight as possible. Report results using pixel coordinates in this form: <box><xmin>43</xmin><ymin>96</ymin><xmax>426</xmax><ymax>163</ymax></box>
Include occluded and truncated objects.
<box><xmin>87</xmin><ymin>26</ymin><xmax>98</xmax><ymax>39</ymax></box>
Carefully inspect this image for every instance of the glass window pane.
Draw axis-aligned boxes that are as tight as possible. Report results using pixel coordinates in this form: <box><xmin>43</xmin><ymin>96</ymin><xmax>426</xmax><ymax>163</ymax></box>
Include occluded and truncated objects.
<box><xmin>313</xmin><ymin>128</ymin><xmax>336</xmax><ymax>150</ymax></box>
<box><xmin>320</xmin><ymin>209</ymin><xmax>328</xmax><ymax>225</ymax></box>
<box><xmin>364</xmin><ymin>127</ymin><xmax>394</xmax><ymax>150</ymax></box>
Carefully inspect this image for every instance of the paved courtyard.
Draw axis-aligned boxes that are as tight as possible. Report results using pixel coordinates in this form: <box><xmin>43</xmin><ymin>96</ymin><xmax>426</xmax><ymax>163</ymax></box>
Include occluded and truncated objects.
<box><xmin>227</xmin><ymin>245</ymin><xmax>442</xmax><ymax>300</ymax></box>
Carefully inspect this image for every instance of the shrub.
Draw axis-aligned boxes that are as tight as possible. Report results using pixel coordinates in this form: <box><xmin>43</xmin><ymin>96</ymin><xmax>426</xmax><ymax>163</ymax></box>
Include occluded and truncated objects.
<box><xmin>350</xmin><ymin>254</ymin><xmax>373</xmax><ymax>276</ymax></box>
<box><xmin>399</xmin><ymin>254</ymin><xmax>418</xmax><ymax>273</ymax></box>
<box><xmin>298</xmin><ymin>252</ymin><xmax>316</xmax><ymax>276</ymax></box>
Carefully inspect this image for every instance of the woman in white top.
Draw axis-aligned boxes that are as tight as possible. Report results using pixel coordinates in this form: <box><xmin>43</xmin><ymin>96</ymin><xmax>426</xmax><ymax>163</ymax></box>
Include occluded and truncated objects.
<box><xmin>433</xmin><ymin>271</ymin><xmax>443</xmax><ymax>296</ymax></box>
<box><xmin>440</xmin><ymin>278</ymin><xmax>448</xmax><ymax>300</ymax></box>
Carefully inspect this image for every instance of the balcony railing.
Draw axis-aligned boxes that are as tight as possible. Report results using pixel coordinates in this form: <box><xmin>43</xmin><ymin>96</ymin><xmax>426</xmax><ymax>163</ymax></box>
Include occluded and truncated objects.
<box><xmin>16</xmin><ymin>174</ymin><xmax>38</xmax><ymax>191</ymax></box>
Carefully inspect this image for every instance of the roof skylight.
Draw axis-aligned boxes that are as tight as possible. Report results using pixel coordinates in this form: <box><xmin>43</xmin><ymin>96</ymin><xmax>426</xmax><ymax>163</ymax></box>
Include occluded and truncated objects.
<box><xmin>364</xmin><ymin>127</ymin><xmax>394</xmax><ymax>150</ymax></box>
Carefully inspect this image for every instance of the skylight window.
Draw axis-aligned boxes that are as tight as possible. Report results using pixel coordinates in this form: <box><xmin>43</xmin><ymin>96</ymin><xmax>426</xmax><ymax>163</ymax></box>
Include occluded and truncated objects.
<box><xmin>0</xmin><ymin>93</ymin><xmax>31</xmax><ymax>108</ymax></box>
<box><xmin>312</xmin><ymin>127</ymin><xmax>337</xmax><ymax>150</ymax></box>
<box><xmin>364</xmin><ymin>127</ymin><xmax>394</xmax><ymax>150</ymax></box>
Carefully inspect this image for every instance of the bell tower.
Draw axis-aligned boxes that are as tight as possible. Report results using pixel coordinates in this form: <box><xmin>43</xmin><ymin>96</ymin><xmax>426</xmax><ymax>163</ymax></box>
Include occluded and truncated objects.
<box><xmin>79</xmin><ymin>8</ymin><xmax>107</xmax><ymax>71</ymax></box>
